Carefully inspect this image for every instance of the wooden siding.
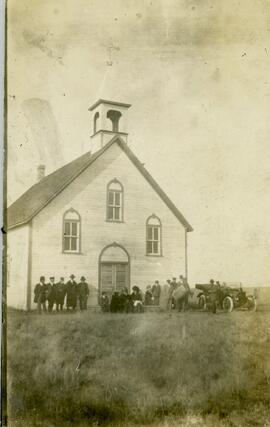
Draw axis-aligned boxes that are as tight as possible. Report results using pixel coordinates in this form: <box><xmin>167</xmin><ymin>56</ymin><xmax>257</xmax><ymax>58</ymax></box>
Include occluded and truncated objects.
<box><xmin>7</xmin><ymin>225</ymin><xmax>30</xmax><ymax>309</ymax></box>
<box><xmin>31</xmin><ymin>143</ymin><xmax>186</xmax><ymax>305</ymax></box>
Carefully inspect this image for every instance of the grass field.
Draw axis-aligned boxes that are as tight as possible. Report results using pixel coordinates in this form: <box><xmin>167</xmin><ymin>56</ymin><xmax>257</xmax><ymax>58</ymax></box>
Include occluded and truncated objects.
<box><xmin>6</xmin><ymin>309</ymin><xmax>270</xmax><ymax>427</ymax></box>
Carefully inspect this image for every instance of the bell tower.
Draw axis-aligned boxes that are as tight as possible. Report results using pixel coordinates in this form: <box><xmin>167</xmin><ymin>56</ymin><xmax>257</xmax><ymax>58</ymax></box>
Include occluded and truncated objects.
<box><xmin>89</xmin><ymin>99</ymin><xmax>131</xmax><ymax>153</ymax></box>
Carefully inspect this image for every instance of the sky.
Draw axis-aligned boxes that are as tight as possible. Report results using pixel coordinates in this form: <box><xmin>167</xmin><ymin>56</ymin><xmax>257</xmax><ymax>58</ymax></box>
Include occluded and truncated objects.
<box><xmin>7</xmin><ymin>0</ymin><xmax>270</xmax><ymax>286</ymax></box>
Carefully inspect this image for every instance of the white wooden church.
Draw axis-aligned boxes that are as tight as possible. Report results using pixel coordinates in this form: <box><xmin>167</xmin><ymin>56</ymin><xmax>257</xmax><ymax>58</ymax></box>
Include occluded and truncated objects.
<box><xmin>7</xmin><ymin>99</ymin><xmax>193</xmax><ymax>310</ymax></box>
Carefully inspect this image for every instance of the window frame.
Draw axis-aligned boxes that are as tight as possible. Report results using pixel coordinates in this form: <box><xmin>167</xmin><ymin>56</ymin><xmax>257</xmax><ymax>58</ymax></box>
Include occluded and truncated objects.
<box><xmin>146</xmin><ymin>214</ymin><xmax>162</xmax><ymax>257</ymax></box>
<box><xmin>106</xmin><ymin>179</ymin><xmax>124</xmax><ymax>223</ymax></box>
<box><xmin>62</xmin><ymin>208</ymin><xmax>82</xmax><ymax>254</ymax></box>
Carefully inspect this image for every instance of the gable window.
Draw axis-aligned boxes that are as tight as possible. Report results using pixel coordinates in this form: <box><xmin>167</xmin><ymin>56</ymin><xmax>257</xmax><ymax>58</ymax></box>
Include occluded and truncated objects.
<box><xmin>107</xmin><ymin>179</ymin><xmax>123</xmax><ymax>222</ymax></box>
<box><xmin>146</xmin><ymin>215</ymin><xmax>162</xmax><ymax>256</ymax></box>
<box><xmin>63</xmin><ymin>209</ymin><xmax>81</xmax><ymax>253</ymax></box>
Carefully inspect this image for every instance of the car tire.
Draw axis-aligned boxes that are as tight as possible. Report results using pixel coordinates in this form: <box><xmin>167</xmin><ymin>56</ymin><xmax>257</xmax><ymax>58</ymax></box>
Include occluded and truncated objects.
<box><xmin>247</xmin><ymin>297</ymin><xmax>257</xmax><ymax>312</ymax></box>
<box><xmin>198</xmin><ymin>295</ymin><xmax>206</xmax><ymax>310</ymax></box>
<box><xmin>223</xmin><ymin>296</ymin><xmax>234</xmax><ymax>312</ymax></box>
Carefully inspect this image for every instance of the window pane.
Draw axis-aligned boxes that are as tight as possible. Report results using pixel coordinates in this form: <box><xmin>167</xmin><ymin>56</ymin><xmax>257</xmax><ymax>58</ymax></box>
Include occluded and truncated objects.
<box><xmin>153</xmin><ymin>227</ymin><xmax>159</xmax><ymax>241</ymax></box>
<box><xmin>71</xmin><ymin>237</ymin><xmax>77</xmax><ymax>251</ymax></box>
<box><xmin>153</xmin><ymin>242</ymin><xmax>159</xmax><ymax>254</ymax></box>
<box><xmin>108</xmin><ymin>207</ymin><xmax>114</xmax><ymax>220</ymax></box>
<box><xmin>115</xmin><ymin>207</ymin><xmax>120</xmax><ymax>220</ymax></box>
<box><xmin>115</xmin><ymin>192</ymin><xmax>120</xmax><ymax>206</ymax></box>
<box><xmin>71</xmin><ymin>222</ymin><xmax>77</xmax><ymax>236</ymax></box>
<box><xmin>64</xmin><ymin>237</ymin><xmax>70</xmax><ymax>251</ymax></box>
<box><xmin>147</xmin><ymin>226</ymin><xmax>153</xmax><ymax>240</ymax></box>
<box><xmin>64</xmin><ymin>221</ymin><xmax>70</xmax><ymax>236</ymax></box>
<box><xmin>147</xmin><ymin>241</ymin><xmax>152</xmax><ymax>254</ymax></box>
<box><xmin>108</xmin><ymin>191</ymin><xmax>114</xmax><ymax>205</ymax></box>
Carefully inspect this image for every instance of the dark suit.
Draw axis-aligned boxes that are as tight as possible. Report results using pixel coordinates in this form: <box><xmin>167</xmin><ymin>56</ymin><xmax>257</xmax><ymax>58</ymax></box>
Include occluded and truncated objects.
<box><xmin>53</xmin><ymin>282</ymin><xmax>66</xmax><ymax>311</ymax></box>
<box><xmin>66</xmin><ymin>280</ymin><xmax>78</xmax><ymax>310</ymax></box>
<box><xmin>78</xmin><ymin>281</ymin><xmax>89</xmax><ymax>310</ymax></box>
<box><xmin>34</xmin><ymin>283</ymin><xmax>47</xmax><ymax>313</ymax></box>
<box><xmin>46</xmin><ymin>282</ymin><xmax>55</xmax><ymax>312</ymax></box>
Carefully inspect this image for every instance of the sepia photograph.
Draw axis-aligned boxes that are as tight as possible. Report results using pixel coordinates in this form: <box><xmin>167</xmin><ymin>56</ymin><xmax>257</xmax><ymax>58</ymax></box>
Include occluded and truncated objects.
<box><xmin>3</xmin><ymin>1</ymin><xmax>270</xmax><ymax>426</ymax></box>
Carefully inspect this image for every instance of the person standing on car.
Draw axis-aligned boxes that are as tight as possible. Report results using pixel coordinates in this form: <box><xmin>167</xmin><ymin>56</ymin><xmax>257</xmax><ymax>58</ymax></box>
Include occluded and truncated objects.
<box><xmin>208</xmin><ymin>279</ymin><xmax>217</xmax><ymax>314</ymax></box>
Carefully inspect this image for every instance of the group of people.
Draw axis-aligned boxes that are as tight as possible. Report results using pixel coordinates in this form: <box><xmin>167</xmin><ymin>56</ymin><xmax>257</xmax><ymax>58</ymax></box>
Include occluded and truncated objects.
<box><xmin>34</xmin><ymin>273</ymin><xmax>190</xmax><ymax>314</ymax></box>
<box><xmin>100</xmin><ymin>275</ymin><xmax>190</xmax><ymax>313</ymax></box>
<box><xmin>100</xmin><ymin>285</ymin><xmax>145</xmax><ymax>313</ymax></box>
<box><xmin>34</xmin><ymin>274</ymin><xmax>89</xmax><ymax>314</ymax></box>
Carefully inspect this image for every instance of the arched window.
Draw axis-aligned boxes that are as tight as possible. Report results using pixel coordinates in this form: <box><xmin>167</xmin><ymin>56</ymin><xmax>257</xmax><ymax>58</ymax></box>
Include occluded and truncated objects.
<box><xmin>146</xmin><ymin>215</ymin><xmax>162</xmax><ymax>256</ymax></box>
<box><xmin>107</xmin><ymin>110</ymin><xmax>122</xmax><ymax>132</ymax></box>
<box><xmin>63</xmin><ymin>208</ymin><xmax>81</xmax><ymax>253</ymax></box>
<box><xmin>107</xmin><ymin>179</ymin><xmax>123</xmax><ymax>222</ymax></box>
<box><xmin>94</xmin><ymin>111</ymin><xmax>100</xmax><ymax>134</ymax></box>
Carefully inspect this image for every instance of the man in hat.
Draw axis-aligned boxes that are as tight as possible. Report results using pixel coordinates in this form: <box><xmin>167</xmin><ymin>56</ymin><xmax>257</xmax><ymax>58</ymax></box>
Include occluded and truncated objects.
<box><xmin>47</xmin><ymin>277</ymin><xmax>56</xmax><ymax>313</ymax></box>
<box><xmin>34</xmin><ymin>276</ymin><xmax>47</xmax><ymax>314</ymax></box>
<box><xmin>144</xmin><ymin>285</ymin><xmax>153</xmax><ymax>306</ymax></box>
<box><xmin>54</xmin><ymin>277</ymin><xmax>66</xmax><ymax>312</ymax></box>
<box><xmin>151</xmin><ymin>280</ymin><xmax>161</xmax><ymax>305</ymax></box>
<box><xmin>171</xmin><ymin>277</ymin><xmax>178</xmax><ymax>290</ymax></box>
<box><xmin>66</xmin><ymin>274</ymin><xmax>78</xmax><ymax>311</ymax></box>
<box><xmin>78</xmin><ymin>276</ymin><xmax>89</xmax><ymax>310</ymax></box>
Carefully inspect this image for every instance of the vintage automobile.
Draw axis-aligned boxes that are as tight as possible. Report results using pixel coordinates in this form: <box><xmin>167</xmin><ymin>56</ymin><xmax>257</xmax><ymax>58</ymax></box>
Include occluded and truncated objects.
<box><xmin>195</xmin><ymin>282</ymin><xmax>257</xmax><ymax>313</ymax></box>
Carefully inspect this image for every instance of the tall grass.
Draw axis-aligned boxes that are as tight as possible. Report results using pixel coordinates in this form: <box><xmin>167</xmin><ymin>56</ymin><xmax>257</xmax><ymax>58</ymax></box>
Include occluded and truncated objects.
<box><xmin>7</xmin><ymin>310</ymin><xmax>270</xmax><ymax>426</ymax></box>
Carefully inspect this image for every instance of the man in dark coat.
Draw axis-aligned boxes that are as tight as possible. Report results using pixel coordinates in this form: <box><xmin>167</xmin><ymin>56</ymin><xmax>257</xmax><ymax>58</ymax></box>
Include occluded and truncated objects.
<box><xmin>54</xmin><ymin>277</ymin><xmax>66</xmax><ymax>312</ymax></box>
<box><xmin>110</xmin><ymin>291</ymin><xmax>120</xmax><ymax>313</ymax></box>
<box><xmin>78</xmin><ymin>276</ymin><xmax>89</xmax><ymax>310</ymax></box>
<box><xmin>66</xmin><ymin>274</ymin><xmax>78</xmax><ymax>311</ymax></box>
<box><xmin>47</xmin><ymin>277</ymin><xmax>56</xmax><ymax>313</ymax></box>
<box><xmin>118</xmin><ymin>288</ymin><xmax>128</xmax><ymax>313</ymax></box>
<box><xmin>34</xmin><ymin>276</ymin><xmax>47</xmax><ymax>314</ymax></box>
<box><xmin>144</xmin><ymin>285</ymin><xmax>153</xmax><ymax>306</ymax></box>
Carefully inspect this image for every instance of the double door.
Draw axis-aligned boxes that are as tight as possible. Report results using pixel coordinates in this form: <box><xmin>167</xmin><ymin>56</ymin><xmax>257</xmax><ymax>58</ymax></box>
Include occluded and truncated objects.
<box><xmin>100</xmin><ymin>262</ymin><xmax>129</xmax><ymax>299</ymax></box>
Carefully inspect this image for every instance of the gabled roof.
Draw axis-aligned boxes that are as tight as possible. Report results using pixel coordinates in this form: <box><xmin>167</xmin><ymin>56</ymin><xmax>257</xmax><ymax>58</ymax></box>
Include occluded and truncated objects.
<box><xmin>7</xmin><ymin>137</ymin><xmax>193</xmax><ymax>232</ymax></box>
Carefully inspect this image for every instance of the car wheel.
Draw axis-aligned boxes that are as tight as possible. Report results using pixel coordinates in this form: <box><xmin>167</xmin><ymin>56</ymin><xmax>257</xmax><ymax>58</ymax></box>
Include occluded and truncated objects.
<box><xmin>223</xmin><ymin>296</ymin><xmax>234</xmax><ymax>312</ymax></box>
<box><xmin>247</xmin><ymin>297</ymin><xmax>257</xmax><ymax>312</ymax></box>
<box><xmin>198</xmin><ymin>295</ymin><xmax>206</xmax><ymax>310</ymax></box>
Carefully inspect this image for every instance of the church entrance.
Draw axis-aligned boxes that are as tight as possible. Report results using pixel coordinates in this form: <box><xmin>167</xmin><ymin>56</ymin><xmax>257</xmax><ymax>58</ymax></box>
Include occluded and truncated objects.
<box><xmin>99</xmin><ymin>243</ymin><xmax>130</xmax><ymax>300</ymax></box>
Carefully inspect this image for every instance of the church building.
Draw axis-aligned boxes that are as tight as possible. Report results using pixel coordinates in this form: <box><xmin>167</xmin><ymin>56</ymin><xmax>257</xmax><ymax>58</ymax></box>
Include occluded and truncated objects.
<box><xmin>7</xmin><ymin>99</ymin><xmax>193</xmax><ymax>310</ymax></box>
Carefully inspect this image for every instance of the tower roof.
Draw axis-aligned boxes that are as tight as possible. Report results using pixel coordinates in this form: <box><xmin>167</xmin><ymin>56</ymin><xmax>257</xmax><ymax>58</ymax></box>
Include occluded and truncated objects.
<box><xmin>89</xmin><ymin>99</ymin><xmax>131</xmax><ymax>111</ymax></box>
